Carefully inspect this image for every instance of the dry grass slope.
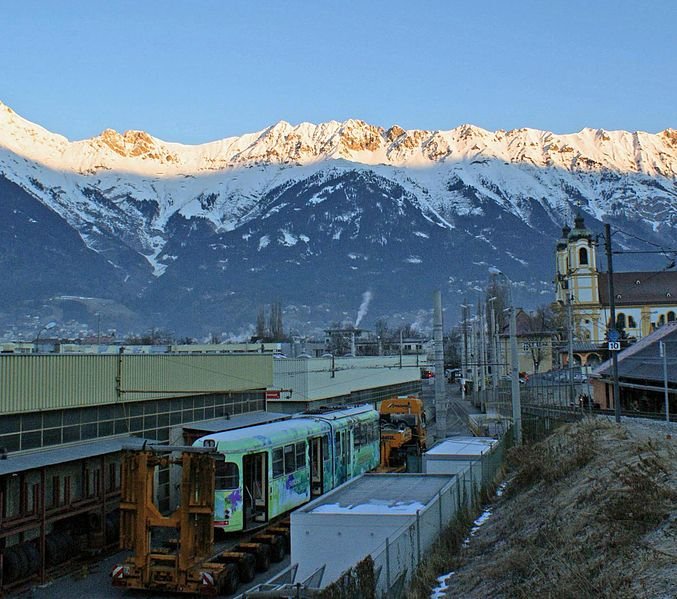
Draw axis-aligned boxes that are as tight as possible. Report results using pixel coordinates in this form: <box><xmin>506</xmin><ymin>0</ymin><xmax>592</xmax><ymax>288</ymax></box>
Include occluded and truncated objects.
<box><xmin>409</xmin><ymin>418</ymin><xmax>676</xmax><ymax>599</ymax></box>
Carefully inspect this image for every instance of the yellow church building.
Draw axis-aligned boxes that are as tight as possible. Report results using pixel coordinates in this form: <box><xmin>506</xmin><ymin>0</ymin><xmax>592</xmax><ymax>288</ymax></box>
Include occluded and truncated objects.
<box><xmin>555</xmin><ymin>214</ymin><xmax>677</xmax><ymax>353</ymax></box>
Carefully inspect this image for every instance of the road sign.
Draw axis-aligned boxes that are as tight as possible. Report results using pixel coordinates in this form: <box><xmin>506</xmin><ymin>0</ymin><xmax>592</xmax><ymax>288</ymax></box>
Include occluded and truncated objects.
<box><xmin>607</xmin><ymin>329</ymin><xmax>620</xmax><ymax>342</ymax></box>
<box><xmin>608</xmin><ymin>341</ymin><xmax>621</xmax><ymax>351</ymax></box>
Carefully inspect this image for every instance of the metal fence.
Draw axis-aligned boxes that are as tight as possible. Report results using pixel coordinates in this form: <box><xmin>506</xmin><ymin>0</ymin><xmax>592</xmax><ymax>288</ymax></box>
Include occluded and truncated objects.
<box><xmin>367</xmin><ymin>433</ymin><xmax>509</xmax><ymax>597</ymax></box>
<box><xmin>474</xmin><ymin>366</ymin><xmax>595</xmax><ymax>418</ymax></box>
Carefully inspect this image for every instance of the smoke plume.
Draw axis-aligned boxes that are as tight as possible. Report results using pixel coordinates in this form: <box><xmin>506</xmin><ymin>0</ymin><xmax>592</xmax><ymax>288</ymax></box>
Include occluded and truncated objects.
<box><xmin>355</xmin><ymin>291</ymin><xmax>373</xmax><ymax>327</ymax></box>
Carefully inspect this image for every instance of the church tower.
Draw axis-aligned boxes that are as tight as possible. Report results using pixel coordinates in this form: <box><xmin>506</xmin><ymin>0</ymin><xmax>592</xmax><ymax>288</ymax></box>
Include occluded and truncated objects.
<box><xmin>555</xmin><ymin>214</ymin><xmax>602</xmax><ymax>342</ymax></box>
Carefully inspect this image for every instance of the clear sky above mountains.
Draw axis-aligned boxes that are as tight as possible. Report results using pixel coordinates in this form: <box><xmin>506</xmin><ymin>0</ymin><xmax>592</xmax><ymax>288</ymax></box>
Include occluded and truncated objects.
<box><xmin>2</xmin><ymin>0</ymin><xmax>675</xmax><ymax>144</ymax></box>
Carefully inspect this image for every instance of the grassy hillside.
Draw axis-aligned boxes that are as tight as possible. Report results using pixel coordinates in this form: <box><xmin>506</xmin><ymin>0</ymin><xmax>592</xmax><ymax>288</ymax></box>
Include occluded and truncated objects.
<box><xmin>410</xmin><ymin>418</ymin><xmax>676</xmax><ymax>599</ymax></box>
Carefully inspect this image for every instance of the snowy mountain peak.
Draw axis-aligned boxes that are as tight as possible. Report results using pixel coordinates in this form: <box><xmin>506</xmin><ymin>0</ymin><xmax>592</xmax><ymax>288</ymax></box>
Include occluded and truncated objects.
<box><xmin>0</xmin><ymin>101</ymin><xmax>675</xmax><ymax>336</ymax></box>
<box><xmin>0</xmin><ymin>101</ymin><xmax>675</xmax><ymax>177</ymax></box>
<box><xmin>95</xmin><ymin>128</ymin><xmax>177</xmax><ymax>162</ymax></box>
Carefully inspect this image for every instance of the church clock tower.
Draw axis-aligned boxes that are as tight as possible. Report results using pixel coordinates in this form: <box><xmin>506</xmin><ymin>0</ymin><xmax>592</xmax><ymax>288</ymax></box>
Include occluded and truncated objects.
<box><xmin>555</xmin><ymin>214</ymin><xmax>603</xmax><ymax>342</ymax></box>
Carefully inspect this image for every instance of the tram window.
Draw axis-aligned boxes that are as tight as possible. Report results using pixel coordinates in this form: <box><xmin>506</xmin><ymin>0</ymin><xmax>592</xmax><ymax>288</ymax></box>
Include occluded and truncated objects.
<box><xmin>215</xmin><ymin>461</ymin><xmax>239</xmax><ymax>490</ymax></box>
<box><xmin>284</xmin><ymin>444</ymin><xmax>296</xmax><ymax>474</ymax></box>
<box><xmin>295</xmin><ymin>442</ymin><xmax>306</xmax><ymax>468</ymax></box>
<box><xmin>272</xmin><ymin>448</ymin><xmax>283</xmax><ymax>477</ymax></box>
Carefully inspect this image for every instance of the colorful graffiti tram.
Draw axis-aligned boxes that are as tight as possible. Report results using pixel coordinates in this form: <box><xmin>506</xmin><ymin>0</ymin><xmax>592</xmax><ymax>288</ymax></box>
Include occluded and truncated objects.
<box><xmin>195</xmin><ymin>405</ymin><xmax>380</xmax><ymax>532</ymax></box>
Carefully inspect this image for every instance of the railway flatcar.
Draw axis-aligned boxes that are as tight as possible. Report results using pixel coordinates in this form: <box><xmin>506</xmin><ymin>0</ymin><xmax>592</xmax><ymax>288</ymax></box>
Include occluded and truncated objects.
<box><xmin>194</xmin><ymin>405</ymin><xmax>379</xmax><ymax>532</ymax></box>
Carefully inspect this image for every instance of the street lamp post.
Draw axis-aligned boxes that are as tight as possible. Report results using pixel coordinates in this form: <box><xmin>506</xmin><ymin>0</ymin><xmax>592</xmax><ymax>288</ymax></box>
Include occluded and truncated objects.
<box><xmin>34</xmin><ymin>321</ymin><xmax>56</xmax><ymax>354</ymax></box>
<box><xmin>489</xmin><ymin>268</ymin><xmax>522</xmax><ymax>444</ymax></box>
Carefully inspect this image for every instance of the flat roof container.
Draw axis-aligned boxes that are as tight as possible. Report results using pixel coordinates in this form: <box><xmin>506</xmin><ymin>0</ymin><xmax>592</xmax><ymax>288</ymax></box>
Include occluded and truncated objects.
<box><xmin>423</xmin><ymin>436</ymin><xmax>498</xmax><ymax>491</ymax></box>
<box><xmin>291</xmin><ymin>473</ymin><xmax>455</xmax><ymax>592</ymax></box>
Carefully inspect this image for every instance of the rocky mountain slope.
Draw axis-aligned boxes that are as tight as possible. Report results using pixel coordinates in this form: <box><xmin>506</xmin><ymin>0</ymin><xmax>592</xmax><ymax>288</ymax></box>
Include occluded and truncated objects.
<box><xmin>1</xmin><ymin>102</ymin><xmax>675</xmax><ymax>336</ymax></box>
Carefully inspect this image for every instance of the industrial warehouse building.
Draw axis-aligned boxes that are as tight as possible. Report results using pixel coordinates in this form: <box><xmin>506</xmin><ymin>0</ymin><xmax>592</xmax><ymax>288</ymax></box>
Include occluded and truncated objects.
<box><xmin>0</xmin><ymin>351</ymin><xmax>421</xmax><ymax>593</ymax></box>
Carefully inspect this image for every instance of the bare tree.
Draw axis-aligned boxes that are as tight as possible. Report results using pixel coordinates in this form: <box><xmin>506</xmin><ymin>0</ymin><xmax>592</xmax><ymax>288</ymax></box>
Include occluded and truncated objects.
<box><xmin>269</xmin><ymin>302</ymin><xmax>284</xmax><ymax>341</ymax></box>
<box><xmin>255</xmin><ymin>306</ymin><xmax>266</xmax><ymax>339</ymax></box>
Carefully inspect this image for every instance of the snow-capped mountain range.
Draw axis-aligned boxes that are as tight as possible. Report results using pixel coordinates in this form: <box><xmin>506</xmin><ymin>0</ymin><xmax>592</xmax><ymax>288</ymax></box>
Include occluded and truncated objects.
<box><xmin>1</xmin><ymin>101</ymin><xmax>675</xmax><ymax>336</ymax></box>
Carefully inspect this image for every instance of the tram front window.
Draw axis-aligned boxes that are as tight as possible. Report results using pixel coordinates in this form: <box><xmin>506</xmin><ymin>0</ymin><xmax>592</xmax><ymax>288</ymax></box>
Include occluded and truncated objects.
<box><xmin>215</xmin><ymin>461</ymin><xmax>239</xmax><ymax>489</ymax></box>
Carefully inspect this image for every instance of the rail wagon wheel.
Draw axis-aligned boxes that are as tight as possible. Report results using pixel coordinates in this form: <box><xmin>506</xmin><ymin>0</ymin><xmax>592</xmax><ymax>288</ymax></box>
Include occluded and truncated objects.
<box><xmin>2</xmin><ymin>547</ymin><xmax>24</xmax><ymax>583</ymax></box>
<box><xmin>87</xmin><ymin>512</ymin><xmax>102</xmax><ymax>532</ymax></box>
<box><xmin>237</xmin><ymin>553</ymin><xmax>256</xmax><ymax>583</ymax></box>
<box><xmin>279</xmin><ymin>531</ymin><xmax>290</xmax><ymax>552</ymax></box>
<box><xmin>219</xmin><ymin>562</ymin><xmax>239</xmax><ymax>596</ymax></box>
<box><xmin>269</xmin><ymin>535</ymin><xmax>285</xmax><ymax>562</ymax></box>
<box><xmin>255</xmin><ymin>544</ymin><xmax>270</xmax><ymax>572</ymax></box>
<box><xmin>105</xmin><ymin>513</ymin><xmax>120</xmax><ymax>544</ymax></box>
<box><xmin>14</xmin><ymin>544</ymin><xmax>31</xmax><ymax>580</ymax></box>
<box><xmin>59</xmin><ymin>532</ymin><xmax>75</xmax><ymax>559</ymax></box>
<box><xmin>19</xmin><ymin>542</ymin><xmax>40</xmax><ymax>577</ymax></box>
<box><xmin>44</xmin><ymin>534</ymin><xmax>62</xmax><ymax>566</ymax></box>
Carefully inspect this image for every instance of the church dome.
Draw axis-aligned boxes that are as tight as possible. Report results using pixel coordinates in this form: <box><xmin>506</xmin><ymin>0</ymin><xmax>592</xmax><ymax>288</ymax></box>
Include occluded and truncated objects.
<box><xmin>568</xmin><ymin>214</ymin><xmax>593</xmax><ymax>241</ymax></box>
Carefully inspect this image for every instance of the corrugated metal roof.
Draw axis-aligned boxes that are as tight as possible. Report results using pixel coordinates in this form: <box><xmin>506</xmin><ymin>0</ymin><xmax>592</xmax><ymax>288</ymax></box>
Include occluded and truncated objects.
<box><xmin>0</xmin><ymin>353</ymin><xmax>272</xmax><ymax>414</ymax></box>
<box><xmin>183</xmin><ymin>411</ymin><xmax>291</xmax><ymax>433</ymax></box>
<box><xmin>0</xmin><ymin>436</ymin><xmax>149</xmax><ymax>476</ymax></box>
<box><xmin>592</xmin><ymin>322</ymin><xmax>677</xmax><ymax>383</ymax></box>
<box><xmin>301</xmin><ymin>473</ymin><xmax>452</xmax><ymax>515</ymax></box>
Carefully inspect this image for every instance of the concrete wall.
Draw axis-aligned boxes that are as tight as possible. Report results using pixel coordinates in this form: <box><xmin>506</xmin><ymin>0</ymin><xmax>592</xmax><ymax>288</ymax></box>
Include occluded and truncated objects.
<box><xmin>271</xmin><ymin>355</ymin><xmax>422</xmax><ymax>405</ymax></box>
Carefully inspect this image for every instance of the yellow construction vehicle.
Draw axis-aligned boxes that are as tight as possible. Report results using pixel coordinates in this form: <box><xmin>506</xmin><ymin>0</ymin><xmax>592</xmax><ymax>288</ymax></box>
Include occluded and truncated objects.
<box><xmin>377</xmin><ymin>395</ymin><xmax>427</xmax><ymax>472</ymax></box>
<box><xmin>111</xmin><ymin>446</ymin><xmax>280</xmax><ymax>596</ymax></box>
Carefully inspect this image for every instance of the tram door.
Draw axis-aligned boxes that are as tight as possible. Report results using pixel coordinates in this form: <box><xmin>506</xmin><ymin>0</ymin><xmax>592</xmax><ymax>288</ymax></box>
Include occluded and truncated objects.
<box><xmin>310</xmin><ymin>436</ymin><xmax>324</xmax><ymax>497</ymax></box>
<box><xmin>335</xmin><ymin>430</ymin><xmax>351</xmax><ymax>485</ymax></box>
<box><xmin>243</xmin><ymin>452</ymin><xmax>268</xmax><ymax>528</ymax></box>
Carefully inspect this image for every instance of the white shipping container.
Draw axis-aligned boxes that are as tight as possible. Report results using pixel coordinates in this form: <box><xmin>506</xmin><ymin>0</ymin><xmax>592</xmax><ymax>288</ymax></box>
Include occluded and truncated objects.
<box><xmin>291</xmin><ymin>473</ymin><xmax>454</xmax><ymax>588</ymax></box>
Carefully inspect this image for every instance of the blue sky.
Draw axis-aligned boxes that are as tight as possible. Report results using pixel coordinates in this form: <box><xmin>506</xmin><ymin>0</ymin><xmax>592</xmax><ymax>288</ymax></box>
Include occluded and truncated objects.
<box><xmin>2</xmin><ymin>0</ymin><xmax>675</xmax><ymax>143</ymax></box>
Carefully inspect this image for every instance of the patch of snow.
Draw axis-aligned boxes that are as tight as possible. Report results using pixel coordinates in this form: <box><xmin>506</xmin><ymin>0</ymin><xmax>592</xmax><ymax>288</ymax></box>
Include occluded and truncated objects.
<box><xmin>312</xmin><ymin>500</ymin><xmax>426</xmax><ymax>515</ymax></box>
<box><xmin>258</xmin><ymin>235</ymin><xmax>270</xmax><ymax>250</ymax></box>
<box><xmin>279</xmin><ymin>229</ymin><xmax>298</xmax><ymax>246</ymax></box>
<box><xmin>406</xmin><ymin>256</ymin><xmax>423</xmax><ymax>264</ymax></box>
<box><xmin>430</xmin><ymin>572</ymin><xmax>455</xmax><ymax>599</ymax></box>
<box><xmin>462</xmin><ymin>507</ymin><xmax>494</xmax><ymax>548</ymax></box>
<box><xmin>413</xmin><ymin>231</ymin><xmax>429</xmax><ymax>238</ymax></box>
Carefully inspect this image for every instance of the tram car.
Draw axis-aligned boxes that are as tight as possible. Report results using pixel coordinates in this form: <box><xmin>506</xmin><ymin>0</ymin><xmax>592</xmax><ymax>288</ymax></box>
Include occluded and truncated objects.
<box><xmin>194</xmin><ymin>405</ymin><xmax>380</xmax><ymax>532</ymax></box>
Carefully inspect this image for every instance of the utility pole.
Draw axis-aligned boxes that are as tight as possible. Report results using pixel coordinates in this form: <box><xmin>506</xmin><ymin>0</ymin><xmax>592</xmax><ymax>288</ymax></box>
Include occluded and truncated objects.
<box><xmin>399</xmin><ymin>329</ymin><xmax>403</xmax><ymax>369</ymax></box>
<box><xmin>567</xmin><ymin>292</ymin><xmax>575</xmax><ymax>404</ymax></box>
<box><xmin>660</xmin><ymin>341</ymin><xmax>669</xmax><ymax>422</ymax></box>
<box><xmin>478</xmin><ymin>301</ymin><xmax>486</xmax><ymax>411</ymax></box>
<box><xmin>433</xmin><ymin>291</ymin><xmax>447</xmax><ymax>441</ymax></box>
<box><xmin>488</xmin><ymin>297</ymin><xmax>499</xmax><ymax>390</ymax></box>
<box><xmin>605</xmin><ymin>223</ymin><xmax>622</xmax><ymax>423</ymax></box>
<box><xmin>462</xmin><ymin>302</ymin><xmax>470</xmax><ymax>395</ymax></box>
<box><xmin>488</xmin><ymin>266</ymin><xmax>521</xmax><ymax>444</ymax></box>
